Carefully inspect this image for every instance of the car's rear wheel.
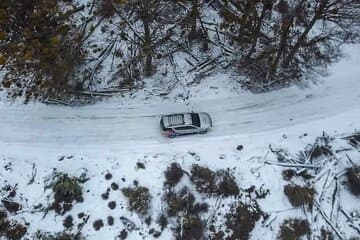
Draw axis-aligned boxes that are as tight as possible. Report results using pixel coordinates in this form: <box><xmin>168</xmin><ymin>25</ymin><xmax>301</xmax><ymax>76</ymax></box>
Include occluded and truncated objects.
<box><xmin>199</xmin><ymin>130</ymin><xmax>207</xmax><ymax>134</ymax></box>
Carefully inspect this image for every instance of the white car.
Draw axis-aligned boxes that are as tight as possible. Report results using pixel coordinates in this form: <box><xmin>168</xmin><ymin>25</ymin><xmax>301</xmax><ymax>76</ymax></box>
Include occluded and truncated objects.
<box><xmin>160</xmin><ymin>112</ymin><xmax>212</xmax><ymax>138</ymax></box>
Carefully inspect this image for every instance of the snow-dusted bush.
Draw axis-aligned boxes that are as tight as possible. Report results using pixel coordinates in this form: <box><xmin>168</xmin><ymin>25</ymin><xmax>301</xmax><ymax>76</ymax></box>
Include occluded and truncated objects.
<box><xmin>164</xmin><ymin>187</ymin><xmax>195</xmax><ymax>217</ymax></box>
<box><xmin>121</xmin><ymin>185</ymin><xmax>152</xmax><ymax>216</ymax></box>
<box><xmin>190</xmin><ymin>164</ymin><xmax>240</xmax><ymax>197</ymax></box>
<box><xmin>190</xmin><ymin>164</ymin><xmax>217</xmax><ymax>194</ymax></box>
<box><xmin>225</xmin><ymin>201</ymin><xmax>263</xmax><ymax>240</ymax></box>
<box><xmin>175</xmin><ymin>213</ymin><xmax>205</xmax><ymax>240</ymax></box>
<box><xmin>164</xmin><ymin>162</ymin><xmax>184</xmax><ymax>187</ymax></box>
<box><xmin>216</xmin><ymin>170</ymin><xmax>240</xmax><ymax>197</ymax></box>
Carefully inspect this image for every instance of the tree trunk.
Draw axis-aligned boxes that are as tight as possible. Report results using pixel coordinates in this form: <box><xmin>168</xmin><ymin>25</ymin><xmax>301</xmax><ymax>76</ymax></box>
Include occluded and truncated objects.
<box><xmin>188</xmin><ymin>0</ymin><xmax>199</xmax><ymax>41</ymax></box>
<box><xmin>267</xmin><ymin>19</ymin><xmax>292</xmax><ymax>81</ymax></box>
<box><xmin>283</xmin><ymin>13</ymin><xmax>319</xmax><ymax>67</ymax></box>
<box><xmin>247</xmin><ymin>6</ymin><xmax>268</xmax><ymax>58</ymax></box>
<box><xmin>267</xmin><ymin>0</ymin><xmax>307</xmax><ymax>80</ymax></box>
<box><xmin>142</xmin><ymin>7</ymin><xmax>153</xmax><ymax>76</ymax></box>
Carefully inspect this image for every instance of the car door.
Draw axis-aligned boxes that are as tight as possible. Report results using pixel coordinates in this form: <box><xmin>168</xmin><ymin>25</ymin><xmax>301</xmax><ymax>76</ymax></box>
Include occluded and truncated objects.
<box><xmin>175</xmin><ymin>126</ymin><xmax>197</xmax><ymax>135</ymax></box>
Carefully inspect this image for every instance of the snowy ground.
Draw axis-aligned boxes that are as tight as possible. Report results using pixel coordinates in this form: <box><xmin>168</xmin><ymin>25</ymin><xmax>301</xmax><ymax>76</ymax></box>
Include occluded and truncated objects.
<box><xmin>0</xmin><ymin>45</ymin><xmax>360</xmax><ymax>239</ymax></box>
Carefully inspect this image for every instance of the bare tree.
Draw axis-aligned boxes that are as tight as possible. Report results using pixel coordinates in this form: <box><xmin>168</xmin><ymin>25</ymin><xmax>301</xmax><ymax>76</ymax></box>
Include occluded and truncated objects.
<box><xmin>219</xmin><ymin>0</ymin><xmax>360</xmax><ymax>91</ymax></box>
<box><xmin>111</xmin><ymin>0</ymin><xmax>183</xmax><ymax>77</ymax></box>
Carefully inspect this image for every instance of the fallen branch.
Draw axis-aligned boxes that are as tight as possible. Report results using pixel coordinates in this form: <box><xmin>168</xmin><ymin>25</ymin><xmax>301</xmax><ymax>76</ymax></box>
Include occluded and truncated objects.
<box><xmin>43</xmin><ymin>98</ymin><xmax>74</xmax><ymax>107</ymax></box>
<box><xmin>330</xmin><ymin>178</ymin><xmax>338</xmax><ymax>221</ymax></box>
<box><xmin>264</xmin><ymin>161</ymin><xmax>321</xmax><ymax>169</ymax></box>
<box><xmin>27</xmin><ymin>163</ymin><xmax>37</xmax><ymax>185</ymax></box>
<box><xmin>262</xmin><ymin>214</ymin><xmax>277</xmax><ymax>227</ymax></box>
<box><xmin>335</xmin><ymin>148</ymin><xmax>353</xmax><ymax>153</ymax></box>
<box><xmin>69</xmin><ymin>91</ymin><xmax>115</xmax><ymax>97</ymax></box>
<box><xmin>345</xmin><ymin>154</ymin><xmax>355</xmax><ymax>166</ymax></box>
<box><xmin>313</xmin><ymin>200</ymin><xmax>345</xmax><ymax>240</ymax></box>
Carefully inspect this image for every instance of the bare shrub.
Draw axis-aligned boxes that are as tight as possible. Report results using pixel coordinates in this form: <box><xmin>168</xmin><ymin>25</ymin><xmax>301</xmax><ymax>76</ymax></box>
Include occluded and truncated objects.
<box><xmin>136</xmin><ymin>162</ymin><xmax>146</xmax><ymax>169</ymax></box>
<box><xmin>216</xmin><ymin>170</ymin><xmax>240</xmax><ymax>197</ymax></box>
<box><xmin>225</xmin><ymin>201</ymin><xmax>263</xmax><ymax>240</ymax></box>
<box><xmin>190</xmin><ymin>165</ymin><xmax>240</xmax><ymax>197</ymax></box>
<box><xmin>346</xmin><ymin>166</ymin><xmax>360</xmax><ymax>196</ymax></box>
<box><xmin>118</xmin><ymin>229</ymin><xmax>128</xmax><ymax>239</ymax></box>
<box><xmin>165</xmin><ymin>187</ymin><xmax>195</xmax><ymax>217</ymax></box>
<box><xmin>156</xmin><ymin>214</ymin><xmax>168</xmax><ymax>231</ymax></box>
<box><xmin>284</xmin><ymin>184</ymin><xmax>314</xmax><ymax>207</ymax></box>
<box><xmin>278</xmin><ymin>218</ymin><xmax>310</xmax><ymax>240</ymax></box>
<box><xmin>93</xmin><ymin>219</ymin><xmax>104</xmax><ymax>231</ymax></box>
<box><xmin>190</xmin><ymin>164</ymin><xmax>216</xmax><ymax>194</ymax></box>
<box><xmin>1</xmin><ymin>199</ymin><xmax>22</xmax><ymax>213</ymax></box>
<box><xmin>107</xmin><ymin>216</ymin><xmax>114</xmax><ymax>226</ymax></box>
<box><xmin>164</xmin><ymin>163</ymin><xmax>184</xmax><ymax>187</ymax></box>
<box><xmin>108</xmin><ymin>201</ymin><xmax>116</xmax><ymax>209</ymax></box>
<box><xmin>33</xmin><ymin>230</ymin><xmax>84</xmax><ymax>240</ymax></box>
<box><xmin>63</xmin><ymin>215</ymin><xmax>73</xmax><ymax>229</ymax></box>
<box><xmin>164</xmin><ymin>186</ymin><xmax>209</xmax><ymax>220</ymax></box>
<box><xmin>0</xmin><ymin>210</ymin><xmax>27</xmax><ymax>240</ymax></box>
<box><xmin>121</xmin><ymin>185</ymin><xmax>151</xmax><ymax>216</ymax></box>
<box><xmin>192</xmin><ymin>202</ymin><xmax>209</xmax><ymax>214</ymax></box>
<box><xmin>111</xmin><ymin>182</ymin><xmax>119</xmax><ymax>190</ymax></box>
<box><xmin>175</xmin><ymin>213</ymin><xmax>204</xmax><ymax>240</ymax></box>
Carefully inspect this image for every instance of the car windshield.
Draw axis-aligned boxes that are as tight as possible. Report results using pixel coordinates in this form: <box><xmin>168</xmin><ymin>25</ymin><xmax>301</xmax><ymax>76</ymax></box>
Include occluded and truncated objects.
<box><xmin>191</xmin><ymin>113</ymin><xmax>200</xmax><ymax>127</ymax></box>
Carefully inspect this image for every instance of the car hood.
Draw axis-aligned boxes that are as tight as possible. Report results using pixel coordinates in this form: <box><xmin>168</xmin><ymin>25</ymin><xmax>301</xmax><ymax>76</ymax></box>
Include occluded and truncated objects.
<box><xmin>199</xmin><ymin>112</ymin><xmax>212</xmax><ymax>129</ymax></box>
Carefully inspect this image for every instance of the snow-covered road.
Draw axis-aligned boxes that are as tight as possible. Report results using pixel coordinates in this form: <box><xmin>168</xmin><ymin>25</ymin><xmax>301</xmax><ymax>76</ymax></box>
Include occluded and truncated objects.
<box><xmin>0</xmin><ymin>46</ymin><xmax>359</xmax><ymax>154</ymax></box>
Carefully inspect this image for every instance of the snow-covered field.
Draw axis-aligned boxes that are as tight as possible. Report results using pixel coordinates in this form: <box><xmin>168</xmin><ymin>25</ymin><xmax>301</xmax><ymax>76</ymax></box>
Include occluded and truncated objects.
<box><xmin>0</xmin><ymin>45</ymin><xmax>360</xmax><ymax>239</ymax></box>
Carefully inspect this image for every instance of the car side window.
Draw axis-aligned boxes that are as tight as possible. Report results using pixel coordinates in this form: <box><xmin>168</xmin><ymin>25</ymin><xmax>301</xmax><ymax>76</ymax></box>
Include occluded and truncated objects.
<box><xmin>175</xmin><ymin>126</ymin><xmax>196</xmax><ymax>130</ymax></box>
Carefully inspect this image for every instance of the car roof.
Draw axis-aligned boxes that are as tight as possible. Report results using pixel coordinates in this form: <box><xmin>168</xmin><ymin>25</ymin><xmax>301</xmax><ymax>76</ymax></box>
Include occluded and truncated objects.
<box><xmin>162</xmin><ymin>113</ymin><xmax>192</xmax><ymax>128</ymax></box>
